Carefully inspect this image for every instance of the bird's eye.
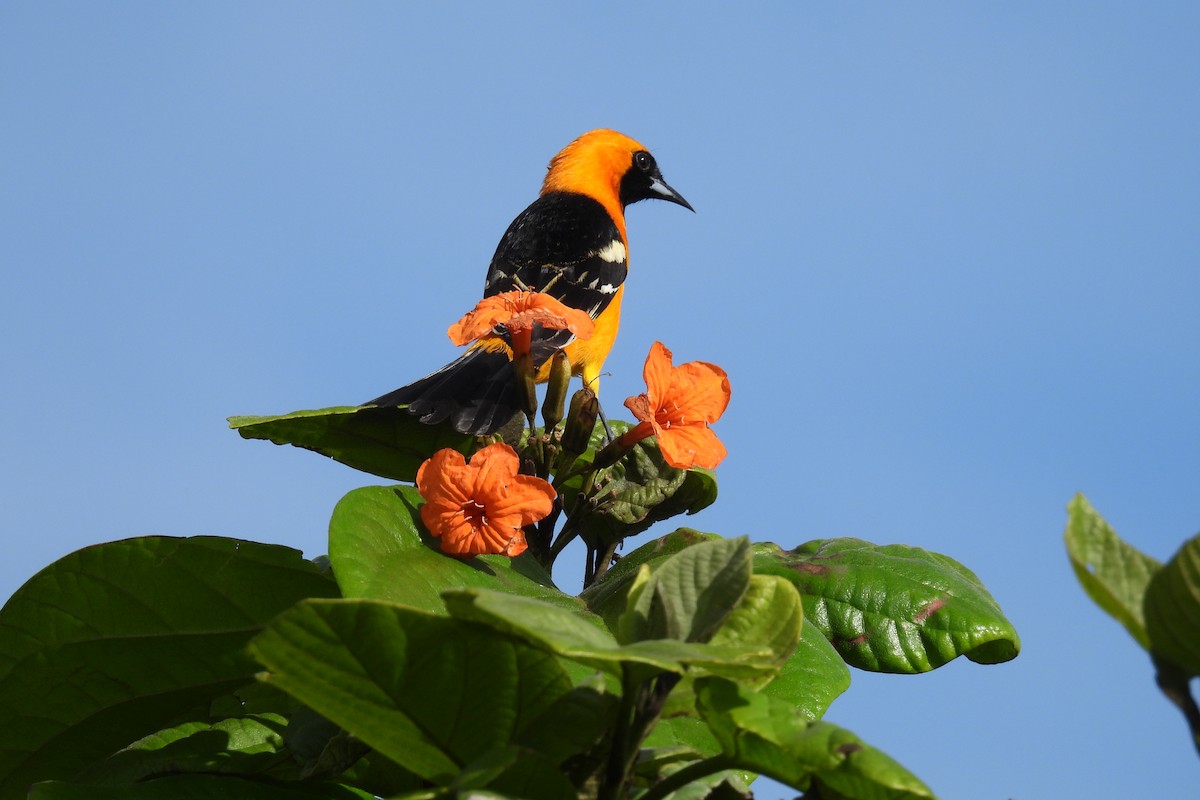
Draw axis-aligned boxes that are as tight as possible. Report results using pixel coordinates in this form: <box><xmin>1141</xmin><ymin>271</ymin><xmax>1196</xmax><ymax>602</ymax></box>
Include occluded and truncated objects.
<box><xmin>634</xmin><ymin>151</ymin><xmax>653</xmax><ymax>172</ymax></box>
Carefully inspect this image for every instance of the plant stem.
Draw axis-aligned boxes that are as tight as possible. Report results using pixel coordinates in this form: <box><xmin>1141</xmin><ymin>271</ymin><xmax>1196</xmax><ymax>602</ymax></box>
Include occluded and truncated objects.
<box><xmin>637</xmin><ymin>755</ymin><xmax>736</xmax><ymax>800</ymax></box>
<box><xmin>599</xmin><ymin>669</ymin><xmax>683</xmax><ymax>800</ymax></box>
<box><xmin>598</xmin><ymin>666</ymin><xmax>641</xmax><ymax>800</ymax></box>
<box><xmin>591</xmin><ymin>540</ymin><xmax>620</xmax><ymax>585</ymax></box>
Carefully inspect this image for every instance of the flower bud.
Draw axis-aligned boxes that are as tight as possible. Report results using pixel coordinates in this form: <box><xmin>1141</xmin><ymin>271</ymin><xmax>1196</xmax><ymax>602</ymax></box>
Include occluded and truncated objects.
<box><xmin>512</xmin><ymin>350</ymin><xmax>538</xmax><ymax>418</ymax></box>
<box><xmin>541</xmin><ymin>350</ymin><xmax>572</xmax><ymax>429</ymax></box>
<box><xmin>559</xmin><ymin>388</ymin><xmax>599</xmax><ymax>465</ymax></box>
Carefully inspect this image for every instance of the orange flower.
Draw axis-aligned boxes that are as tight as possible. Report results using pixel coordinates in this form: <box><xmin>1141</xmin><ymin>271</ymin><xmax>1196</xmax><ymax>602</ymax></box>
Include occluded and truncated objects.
<box><xmin>416</xmin><ymin>443</ymin><xmax>555</xmax><ymax>557</ymax></box>
<box><xmin>447</xmin><ymin>291</ymin><xmax>595</xmax><ymax>360</ymax></box>
<box><xmin>620</xmin><ymin>342</ymin><xmax>731</xmax><ymax>470</ymax></box>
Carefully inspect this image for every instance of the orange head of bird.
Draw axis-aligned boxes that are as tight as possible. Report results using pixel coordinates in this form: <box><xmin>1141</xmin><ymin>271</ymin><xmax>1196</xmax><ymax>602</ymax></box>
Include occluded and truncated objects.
<box><xmin>540</xmin><ymin>129</ymin><xmax>694</xmax><ymax>224</ymax></box>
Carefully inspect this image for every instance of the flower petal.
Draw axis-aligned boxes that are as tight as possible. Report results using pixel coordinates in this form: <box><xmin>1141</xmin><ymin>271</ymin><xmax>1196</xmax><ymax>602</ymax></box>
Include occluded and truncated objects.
<box><xmin>447</xmin><ymin>291</ymin><xmax>595</xmax><ymax>347</ymax></box>
<box><xmin>657</xmin><ymin>424</ymin><xmax>729</xmax><ymax>470</ymax></box>
<box><xmin>415</xmin><ymin>443</ymin><xmax>553</xmax><ymax>558</ymax></box>
<box><xmin>640</xmin><ymin>341</ymin><xmax>676</xmax><ymax>404</ymax></box>
<box><xmin>666</xmin><ymin>360</ymin><xmax>731</xmax><ymax>425</ymax></box>
<box><xmin>486</xmin><ymin>473</ymin><xmax>556</xmax><ymax>527</ymax></box>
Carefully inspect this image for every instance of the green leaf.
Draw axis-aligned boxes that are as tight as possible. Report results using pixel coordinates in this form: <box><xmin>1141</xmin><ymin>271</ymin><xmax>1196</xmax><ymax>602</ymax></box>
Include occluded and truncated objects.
<box><xmin>282</xmin><ymin>707</ymin><xmax>372</xmax><ymax>781</ymax></box>
<box><xmin>453</xmin><ymin>746</ymin><xmax>576</xmax><ymax>800</ymax></box>
<box><xmin>230</xmin><ymin>405</ymin><xmax>476</xmax><ymax>482</ymax></box>
<box><xmin>249</xmin><ymin>599</ymin><xmax>574</xmax><ymax>784</ymax></box>
<box><xmin>0</xmin><ymin>536</ymin><xmax>338</xmax><ymax>799</ymax></box>
<box><xmin>28</xmin><ymin>776</ymin><xmax>375</xmax><ymax>799</ymax></box>
<box><xmin>581</xmin><ymin>529</ymin><xmax>720</xmax><ymax>630</ymax></box>
<box><xmin>642</xmin><ymin>716</ymin><xmax>720</xmax><ymax>757</ymax></box>
<box><xmin>1064</xmin><ymin>493</ymin><xmax>1161</xmax><ymax>650</ymax></box>
<box><xmin>708</xmin><ymin>575</ymin><xmax>803</xmax><ymax>682</ymax></box>
<box><xmin>618</xmin><ymin>537</ymin><xmax>752</xmax><ymax>645</ymax></box>
<box><xmin>328</xmin><ymin>485</ymin><xmax>582</xmax><ymax>616</ymax></box>
<box><xmin>754</xmin><ymin>539</ymin><xmax>1019</xmax><ymax>673</ymax></box>
<box><xmin>442</xmin><ymin>588</ymin><xmax>776</xmax><ymax>680</ymax></box>
<box><xmin>563</xmin><ymin>421</ymin><xmax>719</xmax><ymax>545</ymax></box>
<box><xmin>1145</xmin><ymin>532</ymin><xmax>1200</xmax><ymax>675</ymax></box>
<box><xmin>696</xmin><ymin>678</ymin><xmax>936</xmax><ymax>798</ymax></box>
<box><xmin>510</xmin><ymin>676</ymin><xmax>619</xmax><ymax>766</ymax></box>
<box><xmin>761</xmin><ymin>621</ymin><xmax>851</xmax><ymax>722</ymax></box>
<box><xmin>74</xmin><ymin>714</ymin><xmax>292</xmax><ymax>785</ymax></box>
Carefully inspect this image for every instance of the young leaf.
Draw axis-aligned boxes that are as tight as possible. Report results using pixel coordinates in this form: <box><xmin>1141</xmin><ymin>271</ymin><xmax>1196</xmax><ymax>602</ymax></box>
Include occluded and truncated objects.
<box><xmin>617</xmin><ymin>537</ymin><xmax>752</xmax><ymax>645</ymax></box>
<box><xmin>327</xmin><ymin>485</ymin><xmax>582</xmax><ymax>616</ymax></box>
<box><xmin>695</xmin><ymin>678</ymin><xmax>935</xmax><ymax>799</ymax></box>
<box><xmin>754</xmin><ymin>539</ymin><xmax>1019</xmax><ymax>673</ymax></box>
<box><xmin>708</xmin><ymin>575</ymin><xmax>803</xmax><ymax>681</ymax></box>
<box><xmin>1144</xmin><ymin>532</ymin><xmax>1200</xmax><ymax>675</ymax></box>
<box><xmin>0</xmin><ymin>536</ymin><xmax>337</xmax><ymax>799</ymax></box>
<box><xmin>1064</xmin><ymin>493</ymin><xmax>1161</xmax><ymax>650</ymax></box>
<box><xmin>230</xmin><ymin>406</ymin><xmax>475</xmax><ymax>483</ymax></box>
<box><xmin>442</xmin><ymin>588</ymin><xmax>776</xmax><ymax>681</ymax></box>
<box><xmin>249</xmin><ymin>599</ymin><xmax>575</xmax><ymax>784</ymax></box>
<box><xmin>581</xmin><ymin>529</ymin><xmax>720</xmax><ymax>630</ymax></box>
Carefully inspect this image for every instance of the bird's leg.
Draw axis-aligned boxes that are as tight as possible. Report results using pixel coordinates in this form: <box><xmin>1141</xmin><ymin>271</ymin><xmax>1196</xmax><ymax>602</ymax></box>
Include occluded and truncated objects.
<box><xmin>596</xmin><ymin>401</ymin><xmax>615</xmax><ymax>442</ymax></box>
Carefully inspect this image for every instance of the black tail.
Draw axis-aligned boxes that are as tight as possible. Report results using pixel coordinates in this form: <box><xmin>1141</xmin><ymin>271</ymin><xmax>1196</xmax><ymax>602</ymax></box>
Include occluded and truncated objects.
<box><xmin>366</xmin><ymin>347</ymin><xmax>521</xmax><ymax>435</ymax></box>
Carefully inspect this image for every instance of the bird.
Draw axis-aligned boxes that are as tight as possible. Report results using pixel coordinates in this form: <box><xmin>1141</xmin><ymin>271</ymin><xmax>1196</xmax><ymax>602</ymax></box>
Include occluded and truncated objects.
<box><xmin>367</xmin><ymin>129</ymin><xmax>693</xmax><ymax>435</ymax></box>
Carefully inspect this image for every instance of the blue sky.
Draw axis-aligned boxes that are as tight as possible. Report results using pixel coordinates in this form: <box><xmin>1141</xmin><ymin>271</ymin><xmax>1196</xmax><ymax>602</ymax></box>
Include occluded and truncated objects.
<box><xmin>4</xmin><ymin>3</ymin><xmax>1199</xmax><ymax>797</ymax></box>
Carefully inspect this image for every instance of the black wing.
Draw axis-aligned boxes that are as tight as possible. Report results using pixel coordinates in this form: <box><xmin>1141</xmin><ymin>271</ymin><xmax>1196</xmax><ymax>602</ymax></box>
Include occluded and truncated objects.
<box><xmin>483</xmin><ymin>191</ymin><xmax>627</xmax><ymax>361</ymax></box>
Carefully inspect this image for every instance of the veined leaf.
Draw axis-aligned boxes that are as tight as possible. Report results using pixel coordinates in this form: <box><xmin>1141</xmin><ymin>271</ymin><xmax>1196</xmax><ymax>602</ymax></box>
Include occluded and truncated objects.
<box><xmin>1145</xmin><ymin>532</ymin><xmax>1200</xmax><ymax>675</ymax></box>
<box><xmin>28</xmin><ymin>776</ymin><xmax>374</xmax><ymax>799</ymax></box>
<box><xmin>561</xmin><ymin>421</ymin><xmax>718</xmax><ymax>545</ymax></box>
<box><xmin>761</xmin><ymin>621</ymin><xmax>851</xmax><ymax>722</ymax></box>
<box><xmin>442</xmin><ymin>588</ymin><xmax>776</xmax><ymax>681</ymax></box>
<box><xmin>230</xmin><ymin>405</ymin><xmax>475</xmax><ymax>482</ymax></box>
<box><xmin>328</xmin><ymin>485</ymin><xmax>583</xmax><ymax>616</ymax></box>
<box><xmin>618</xmin><ymin>537</ymin><xmax>752</xmax><ymax>645</ymax></box>
<box><xmin>75</xmin><ymin>714</ymin><xmax>291</xmax><ymax>784</ymax></box>
<box><xmin>581</xmin><ymin>528</ymin><xmax>720</xmax><ymax>630</ymax></box>
<box><xmin>249</xmin><ymin>599</ymin><xmax>575</xmax><ymax>784</ymax></box>
<box><xmin>0</xmin><ymin>536</ymin><xmax>337</xmax><ymax>800</ymax></box>
<box><xmin>1064</xmin><ymin>493</ymin><xmax>1161</xmax><ymax>650</ymax></box>
<box><xmin>755</xmin><ymin>539</ymin><xmax>1019</xmax><ymax>673</ymax></box>
<box><xmin>696</xmin><ymin>678</ymin><xmax>935</xmax><ymax>798</ymax></box>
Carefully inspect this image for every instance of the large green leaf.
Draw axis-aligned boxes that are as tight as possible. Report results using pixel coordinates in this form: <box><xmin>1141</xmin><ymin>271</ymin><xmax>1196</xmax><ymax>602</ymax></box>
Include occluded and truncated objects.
<box><xmin>452</xmin><ymin>746</ymin><xmax>576</xmax><ymax>800</ymax></box>
<box><xmin>619</xmin><ymin>537</ymin><xmax>752</xmax><ymax>645</ymax></box>
<box><xmin>1064</xmin><ymin>493</ymin><xmax>1162</xmax><ymax>650</ymax></box>
<box><xmin>761</xmin><ymin>621</ymin><xmax>851</xmax><ymax>722</ymax></box>
<box><xmin>327</xmin><ymin>485</ymin><xmax>583</xmax><ymax>615</ymax></box>
<box><xmin>229</xmin><ymin>405</ymin><xmax>476</xmax><ymax>482</ymax></box>
<box><xmin>249</xmin><ymin>599</ymin><xmax>575</xmax><ymax>785</ymax></box>
<box><xmin>708</xmin><ymin>575</ymin><xmax>803</xmax><ymax>681</ymax></box>
<box><xmin>1145</xmin><ymin>532</ymin><xmax>1200</xmax><ymax>676</ymax></box>
<box><xmin>28</xmin><ymin>776</ymin><xmax>374</xmax><ymax>799</ymax></box>
<box><xmin>0</xmin><ymin>536</ymin><xmax>338</xmax><ymax>800</ymax></box>
<box><xmin>442</xmin><ymin>588</ymin><xmax>776</xmax><ymax>681</ymax></box>
<box><xmin>561</xmin><ymin>421</ymin><xmax>718</xmax><ymax>545</ymax></box>
<box><xmin>696</xmin><ymin>678</ymin><xmax>935</xmax><ymax>799</ymax></box>
<box><xmin>755</xmin><ymin>539</ymin><xmax>1019</xmax><ymax>673</ymax></box>
<box><xmin>75</xmin><ymin>714</ymin><xmax>292</xmax><ymax>784</ymax></box>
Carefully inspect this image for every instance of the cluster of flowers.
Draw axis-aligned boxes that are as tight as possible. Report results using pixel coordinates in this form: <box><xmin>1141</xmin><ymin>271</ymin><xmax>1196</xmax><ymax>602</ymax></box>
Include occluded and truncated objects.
<box><xmin>417</xmin><ymin>291</ymin><xmax>730</xmax><ymax>558</ymax></box>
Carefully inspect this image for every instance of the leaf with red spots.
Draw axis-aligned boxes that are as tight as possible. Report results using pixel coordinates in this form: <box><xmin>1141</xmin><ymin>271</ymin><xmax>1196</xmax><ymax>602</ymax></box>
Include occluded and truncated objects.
<box><xmin>753</xmin><ymin>539</ymin><xmax>1019</xmax><ymax>673</ymax></box>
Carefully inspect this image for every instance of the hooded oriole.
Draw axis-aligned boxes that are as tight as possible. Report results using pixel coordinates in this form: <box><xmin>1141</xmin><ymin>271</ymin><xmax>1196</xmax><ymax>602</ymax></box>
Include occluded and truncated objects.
<box><xmin>368</xmin><ymin>129</ymin><xmax>692</xmax><ymax>434</ymax></box>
